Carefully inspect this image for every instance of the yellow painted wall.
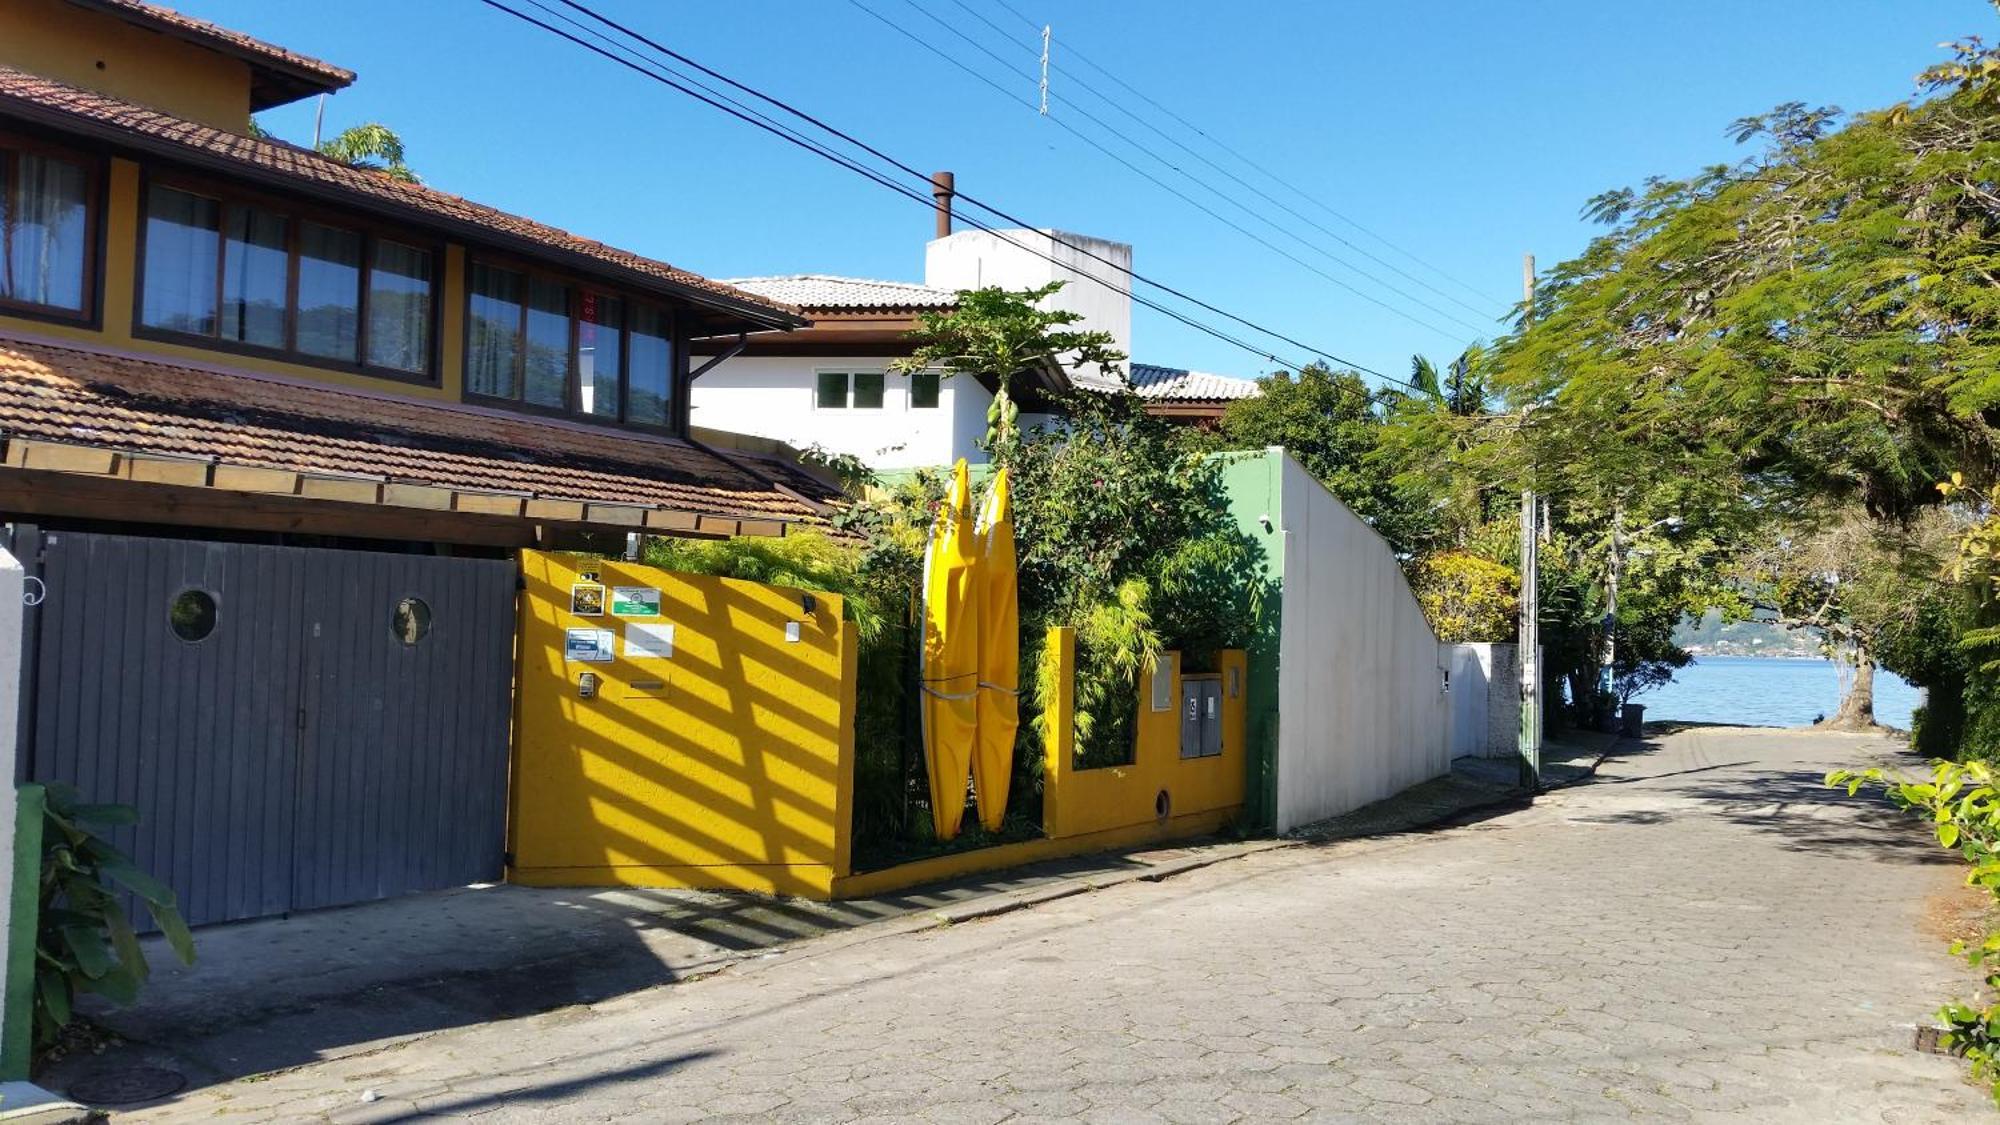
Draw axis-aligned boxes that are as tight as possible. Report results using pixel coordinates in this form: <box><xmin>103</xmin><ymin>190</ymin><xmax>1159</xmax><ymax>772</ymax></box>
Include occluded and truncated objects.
<box><xmin>0</xmin><ymin>0</ymin><xmax>254</xmax><ymax>129</ymax></box>
<box><xmin>0</xmin><ymin>158</ymin><xmax>465</xmax><ymax>403</ymax></box>
<box><xmin>510</xmin><ymin>551</ymin><xmax>857</xmax><ymax>898</ymax></box>
<box><xmin>1042</xmin><ymin>630</ymin><xmax>1248</xmax><ymax>841</ymax></box>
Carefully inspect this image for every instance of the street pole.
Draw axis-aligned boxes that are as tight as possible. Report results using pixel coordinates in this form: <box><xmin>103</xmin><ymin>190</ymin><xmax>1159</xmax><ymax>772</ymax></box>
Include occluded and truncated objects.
<box><xmin>1518</xmin><ymin>252</ymin><xmax>1542</xmax><ymax>788</ymax></box>
<box><xmin>1601</xmin><ymin>508</ymin><xmax>1621</xmax><ymax>728</ymax></box>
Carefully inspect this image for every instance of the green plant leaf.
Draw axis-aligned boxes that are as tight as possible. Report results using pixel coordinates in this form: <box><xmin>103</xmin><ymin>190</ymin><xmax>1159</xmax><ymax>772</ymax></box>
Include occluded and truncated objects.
<box><xmin>59</xmin><ymin>923</ymin><xmax>115</xmax><ymax>980</ymax></box>
<box><xmin>36</xmin><ymin>964</ymin><xmax>70</xmax><ymax>1028</ymax></box>
<box><xmin>97</xmin><ymin>857</ymin><xmax>180</xmax><ymax>909</ymax></box>
<box><xmin>149</xmin><ymin>902</ymin><xmax>196</xmax><ymax>967</ymax></box>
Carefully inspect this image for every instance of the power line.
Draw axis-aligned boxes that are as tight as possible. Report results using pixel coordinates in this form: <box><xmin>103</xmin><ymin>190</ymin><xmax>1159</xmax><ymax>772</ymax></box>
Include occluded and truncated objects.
<box><xmin>938</xmin><ymin>0</ymin><xmax>1499</xmax><ymax>325</ymax></box>
<box><xmin>988</xmin><ymin>0</ymin><xmax>1496</xmax><ymax>308</ymax></box>
<box><xmin>479</xmin><ymin>0</ymin><xmax>1332</xmax><ymax>378</ymax></box>
<box><xmin>519</xmin><ymin>0</ymin><xmax>1432</xmax><ymax>391</ymax></box>
<box><xmin>855</xmin><ymin>0</ymin><xmax>1490</xmax><ymax>341</ymax></box>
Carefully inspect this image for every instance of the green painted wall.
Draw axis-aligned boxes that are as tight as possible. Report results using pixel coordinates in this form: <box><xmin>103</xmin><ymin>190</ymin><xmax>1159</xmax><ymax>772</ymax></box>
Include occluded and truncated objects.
<box><xmin>1213</xmin><ymin>450</ymin><xmax>1285</xmax><ymax>834</ymax></box>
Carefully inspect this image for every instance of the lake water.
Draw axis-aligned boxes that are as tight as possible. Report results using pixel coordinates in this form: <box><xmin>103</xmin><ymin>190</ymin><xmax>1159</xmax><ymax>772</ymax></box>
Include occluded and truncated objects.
<box><xmin>1636</xmin><ymin>656</ymin><xmax>1922</xmax><ymax>730</ymax></box>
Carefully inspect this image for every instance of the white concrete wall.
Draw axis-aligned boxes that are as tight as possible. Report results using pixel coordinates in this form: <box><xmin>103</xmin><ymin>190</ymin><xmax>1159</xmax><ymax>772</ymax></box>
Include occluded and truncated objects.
<box><xmin>1273</xmin><ymin>453</ymin><xmax>1451</xmax><ymax>833</ymax></box>
<box><xmin>1448</xmin><ymin>645</ymin><xmax>1491</xmax><ymax>760</ymax></box>
<box><xmin>925</xmin><ymin>228</ymin><xmax>1133</xmax><ymax>370</ymax></box>
<box><xmin>1447</xmin><ymin>643</ymin><xmax>1542</xmax><ymax>760</ymax></box>
<box><xmin>690</xmin><ymin>355</ymin><xmax>995</xmax><ymax>470</ymax></box>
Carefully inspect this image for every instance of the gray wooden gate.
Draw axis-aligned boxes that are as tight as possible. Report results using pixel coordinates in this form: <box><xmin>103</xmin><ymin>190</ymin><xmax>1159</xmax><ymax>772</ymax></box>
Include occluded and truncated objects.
<box><xmin>20</xmin><ymin>530</ymin><xmax>517</xmax><ymax>926</ymax></box>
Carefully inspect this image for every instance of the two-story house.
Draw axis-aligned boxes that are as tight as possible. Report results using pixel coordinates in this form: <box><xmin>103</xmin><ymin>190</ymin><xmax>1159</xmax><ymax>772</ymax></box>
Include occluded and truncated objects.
<box><xmin>0</xmin><ymin>0</ymin><xmax>840</xmax><ymax>925</ymax></box>
<box><xmin>692</xmin><ymin>206</ymin><xmax>1260</xmax><ymax>470</ymax></box>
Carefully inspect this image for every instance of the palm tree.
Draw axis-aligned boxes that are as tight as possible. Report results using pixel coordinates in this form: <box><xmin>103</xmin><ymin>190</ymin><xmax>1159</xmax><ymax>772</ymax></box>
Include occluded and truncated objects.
<box><xmin>315</xmin><ymin>122</ymin><xmax>419</xmax><ymax>184</ymax></box>
<box><xmin>1407</xmin><ymin>348</ymin><xmax>1487</xmax><ymax>417</ymax></box>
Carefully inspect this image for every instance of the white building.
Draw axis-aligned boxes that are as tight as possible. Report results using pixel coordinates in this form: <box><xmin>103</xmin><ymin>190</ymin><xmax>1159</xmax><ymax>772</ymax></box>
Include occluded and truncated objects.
<box><xmin>692</xmin><ymin>225</ymin><xmax>1259</xmax><ymax>470</ymax></box>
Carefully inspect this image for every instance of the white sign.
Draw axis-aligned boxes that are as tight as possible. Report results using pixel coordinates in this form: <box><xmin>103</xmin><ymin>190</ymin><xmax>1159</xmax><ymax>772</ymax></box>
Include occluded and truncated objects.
<box><xmin>625</xmin><ymin>623</ymin><xmax>676</xmax><ymax>660</ymax></box>
<box><xmin>563</xmin><ymin>628</ymin><xmax>615</xmax><ymax>663</ymax></box>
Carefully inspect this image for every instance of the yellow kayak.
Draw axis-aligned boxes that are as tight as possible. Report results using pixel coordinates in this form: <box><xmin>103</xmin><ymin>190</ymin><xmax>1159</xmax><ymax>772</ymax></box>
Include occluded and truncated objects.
<box><xmin>920</xmin><ymin>460</ymin><xmax>980</xmax><ymax>840</ymax></box>
<box><xmin>973</xmin><ymin>468</ymin><xmax>1018</xmax><ymax>831</ymax></box>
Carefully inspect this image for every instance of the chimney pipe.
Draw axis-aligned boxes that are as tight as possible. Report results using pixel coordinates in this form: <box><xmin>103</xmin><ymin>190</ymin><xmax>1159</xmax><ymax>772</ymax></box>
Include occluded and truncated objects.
<box><xmin>932</xmin><ymin>170</ymin><xmax>955</xmax><ymax>239</ymax></box>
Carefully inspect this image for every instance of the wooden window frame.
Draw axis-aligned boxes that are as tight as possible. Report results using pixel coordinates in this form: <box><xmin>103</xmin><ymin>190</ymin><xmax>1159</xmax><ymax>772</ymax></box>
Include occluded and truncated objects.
<box><xmin>908</xmin><ymin>370</ymin><xmax>941</xmax><ymax>410</ymax></box>
<box><xmin>462</xmin><ymin>252</ymin><xmax>682</xmax><ymax>437</ymax></box>
<box><xmin>132</xmin><ymin>169</ymin><xmax>444</xmax><ymax>386</ymax></box>
<box><xmin>0</xmin><ymin>131</ymin><xmax>102</xmax><ymax>326</ymax></box>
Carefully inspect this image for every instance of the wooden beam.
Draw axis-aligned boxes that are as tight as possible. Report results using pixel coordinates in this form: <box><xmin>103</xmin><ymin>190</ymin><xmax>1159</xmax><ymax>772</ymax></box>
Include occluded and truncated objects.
<box><xmin>212</xmin><ymin>464</ymin><xmax>298</xmax><ymax>494</ymax></box>
<box><xmin>583</xmin><ymin>503</ymin><xmax>645</xmax><ymax>528</ymax></box>
<box><xmin>455</xmin><ymin>491</ymin><xmax>526</xmax><ymax>517</ymax></box>
<box><xmin>737</xmin><ymin>519</ymin><xmax>785</xmax><ymax>538</ymax></box>
<box><xmin>8</xmin><ymin>440</ymin><xmax>119</xmax><ymax>475</ymax></box>
<box><xmin>646</xmin><ymin>509</ymin><xmax>702</xmax><ymax>533</ymax></box>
<box><xmin>121</xmin><ymin>453</ymin><xmax>210</xmax><ymax>487</ymax></box>
<box><xmin>524</xmin><ymin>498</ymin><xmax>587</xmax><ymax>522</ymax></box>
<box><xmin>299</xmin><ymin>475</ymin><xmax>383</xmax><ymax>505</ymax></box>
<box><xmin>382</xmin><ymin>482</ymin><xmax>454</xmax><ymax>510</ymax></box>
<box><xmin>695</xmin><ymin>515</ymin><xmax>741</xmax><ymax>537</ymax></box>
<box><xmin>0</xmin><ymin>469</ymin><xmax>536</xmax><ymax>547</ymax></box>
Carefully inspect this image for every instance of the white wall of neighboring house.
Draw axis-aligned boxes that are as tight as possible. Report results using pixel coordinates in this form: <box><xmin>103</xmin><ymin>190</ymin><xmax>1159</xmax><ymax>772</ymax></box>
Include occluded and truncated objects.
<box><xmin>691</xmin><ymin>355</ymin><xmax>994</xmax><ymax>470</ymax></box>
<box><xmin>925</xmin><ymin>228</ymin><xmax>1134</xmax><ymax>374</ymax></box>
<box><xmin>1273</xmin><ymin>452</ymin><xmax>1452</xmax><ymax>833</ymax></box>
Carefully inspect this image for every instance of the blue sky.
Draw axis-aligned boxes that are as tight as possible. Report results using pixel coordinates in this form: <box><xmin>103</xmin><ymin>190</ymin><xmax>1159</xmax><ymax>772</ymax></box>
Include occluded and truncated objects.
<box><xmin>201</xmin><ymin>0</ymin><xmax>1990</xmax><ymax>386</ymax></box>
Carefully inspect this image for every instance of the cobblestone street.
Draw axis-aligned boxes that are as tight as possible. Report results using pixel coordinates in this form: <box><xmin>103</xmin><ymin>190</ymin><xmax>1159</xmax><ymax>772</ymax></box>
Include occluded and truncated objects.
<box><xmin>136</xmin><ymin>728</ymin><xmax>1990</xmax><ymax>1122</ymax></box>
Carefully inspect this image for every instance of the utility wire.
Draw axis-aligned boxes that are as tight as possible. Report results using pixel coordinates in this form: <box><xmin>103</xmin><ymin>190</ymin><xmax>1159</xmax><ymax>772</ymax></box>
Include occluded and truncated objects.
<box><xmin>480</xmin><ymin>0</ymin><xmax>1336</xmax><ymax>378</ymax></box>
<box><xmin>988</xmin><ymin>0</ymin><xmax>1496</xmax><ymax>308</ymax></box>
<box><xmin>854</xmin><ymin>0</ymin><xmax>1487</xmax><ymax>341</ymax></box>
<box><xmin>518</xmin><ymin>0</ymin><xmax>1433</xmax><ymax>391</ymax></box>
<box><xmin>938</xmin><ymin>0</ymin><xmax>1499</xmax><ymax>325</ymax></box>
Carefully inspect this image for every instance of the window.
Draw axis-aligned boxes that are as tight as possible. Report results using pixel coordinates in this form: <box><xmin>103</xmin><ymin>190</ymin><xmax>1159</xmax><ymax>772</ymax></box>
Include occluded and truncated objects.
<box><xmin>909</xmin><ymin>371</ymin><xmax>940</xmax><ymax>409</ymax></box>
<box><xmin>467</xmin><ymin>260</ymin><xmax>677</xmax><ymax>429</ymax></box>
<box><xmin>0</xmin><ymin>143</ymin><xmax>91</xmax><ymax>316</ymax></box>
<box><xmin>816</xmin><ymin>371</ymin><xmax>886</xmax><ymax>410</ymax></box>
<box><xmin>815</xmin><ymin>371</ymin><xmax>847</xmax><ymax>410</ymax></box>
<box><xmin>168</xmin><ymin>588</ymin><xmax>217</xmax><ymax>643</ymax></box>
<box><xmin>138</xmin><ymin>181</ymin><xmax>435</xmax><ymax>378</ymax></box>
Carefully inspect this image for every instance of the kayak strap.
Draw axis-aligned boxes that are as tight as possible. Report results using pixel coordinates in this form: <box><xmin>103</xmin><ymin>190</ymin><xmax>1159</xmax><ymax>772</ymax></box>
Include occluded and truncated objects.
<box><xmin>976</xmin><ymin>681</ymin><xmax>1021</xmax><ymax>695</ymax></box>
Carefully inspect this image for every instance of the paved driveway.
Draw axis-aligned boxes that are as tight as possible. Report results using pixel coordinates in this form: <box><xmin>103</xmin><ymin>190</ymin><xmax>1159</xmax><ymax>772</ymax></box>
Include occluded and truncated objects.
<box><xmin>136</xmin><ymin>727</ymin><xmax>1989</xmax><ymax>1122</ymax></box>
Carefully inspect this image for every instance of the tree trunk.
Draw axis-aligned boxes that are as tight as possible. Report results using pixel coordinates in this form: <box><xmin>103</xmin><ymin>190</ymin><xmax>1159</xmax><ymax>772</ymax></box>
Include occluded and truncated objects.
<box><xmin>1824</xmin><ymin>644</ymin><xmax>1877</xmax><ymax>730</ymax></box>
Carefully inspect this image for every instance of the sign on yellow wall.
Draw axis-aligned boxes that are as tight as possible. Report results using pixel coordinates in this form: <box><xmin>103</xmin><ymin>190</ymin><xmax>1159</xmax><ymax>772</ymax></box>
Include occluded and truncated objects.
<box><xmin>510</xmin><ymin>551</ymin><xmax>857</xmax><ymax>897</ymax></box>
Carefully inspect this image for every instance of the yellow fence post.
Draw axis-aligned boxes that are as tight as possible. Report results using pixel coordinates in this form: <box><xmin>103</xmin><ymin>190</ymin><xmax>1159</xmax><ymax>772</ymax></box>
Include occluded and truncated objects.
<box><xmin>834</xmin><ymin>618</ymin><xmax>859</xmax><ymax>878</ymax></box>
<box><xmin>1041</xmin><ymin>626</ymin><xmax>1076</xmax><ymax>839</ymax></box>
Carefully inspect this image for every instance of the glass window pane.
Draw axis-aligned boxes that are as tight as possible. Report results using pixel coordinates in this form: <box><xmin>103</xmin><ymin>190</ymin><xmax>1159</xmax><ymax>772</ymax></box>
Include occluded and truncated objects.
<box><xmin>816</xmin><ymin>371</ymin><xmax>848</xmax><ymax>409</ymax></box>
<box><xmin>366</xmin><ymin>240</ymin><xmax>431</xmax><ymax>374</ymax></box>
<box><xmin>467</xmin><ymin>263</ymin><xmax>522</xmax><ymax>399</ymax></box>
<box><xmin>852</xmin><ymin>372</ymin><xmax>884</xmax><ymax>409</ymax></box>
<box><xmin>577</xmin><ymin>292</ymin><xmax>622</xmax><ymax>419</ymax></box>
<box><xmin>141</xmin><ymin>186</ymin><xmax>220</xmax><ymax>336</ymax></box>
<box><xmin>627</xmin><ymin>304</ymin><xmax>673</xmax><ymax>426</ymax></box>
<box><xmin>220</xmin><ymin>205</ymin><xmax>287</xmax><ymax>348</ymax></box>
<box><xmin>296</xmin><ymin>220</ymin><xmax>361</xmax><ymax>361</ymax></box>
<box><xmin>3</xmin><ymin>154</ymin><xmax>88</xmax><ymax>311</ymax></box>
<box><xmin>524</xmin><ymin>276</ymin><xmax>569</xmax><ymax>409</ymax></box>
<box><xmin>910</xmin><ymin>371</ymin><xmax>940</xmax><ymax>409</ymax></box>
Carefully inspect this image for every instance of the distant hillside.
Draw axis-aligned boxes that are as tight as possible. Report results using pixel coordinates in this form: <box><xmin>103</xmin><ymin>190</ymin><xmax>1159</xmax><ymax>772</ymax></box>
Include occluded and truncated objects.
<box><xmin>1673</xmin><ymin>609</ymin><xmax>1823</xmax><ymax>658</ymax></box>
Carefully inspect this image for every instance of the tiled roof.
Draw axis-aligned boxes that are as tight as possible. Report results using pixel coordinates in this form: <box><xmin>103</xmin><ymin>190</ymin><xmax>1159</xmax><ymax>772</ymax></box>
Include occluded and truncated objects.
<box><xmin>0</xmin><ymin>334</ymin><xmax>838</xmax><ymax>526</ymax></box>
<box><xmin>1129</xmin><ymin>363</ymin><xmax>1262</xmax><ymax>403</ymax></box>
<box><xmin>0</xmin><ymin>66</ymin><xmax>803</xmax><ymax>328</ymax></box>
<box><xmin>73</xmin><ymin>0</ymin><xmax>355</xmax><ymax>104</ymax></box>
<box><xmin>719</xmin><ymin>275</ymin><xmax>960</xmax><ymax>312</ymax></box>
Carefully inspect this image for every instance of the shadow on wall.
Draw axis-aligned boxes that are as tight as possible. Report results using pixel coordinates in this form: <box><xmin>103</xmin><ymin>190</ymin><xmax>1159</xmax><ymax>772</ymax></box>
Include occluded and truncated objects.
<box><xmin>510</xmin><ymin>552</ymin><xmax>858</xmax><ymax>898</ymax></box>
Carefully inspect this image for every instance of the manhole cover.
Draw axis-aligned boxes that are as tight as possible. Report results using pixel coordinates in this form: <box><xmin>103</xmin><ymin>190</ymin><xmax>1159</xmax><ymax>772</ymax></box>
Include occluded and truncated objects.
<box><xmin>68</xmin><ymin>1065</ymin><xmax>187</xmax><ymax>1105</ymax></box>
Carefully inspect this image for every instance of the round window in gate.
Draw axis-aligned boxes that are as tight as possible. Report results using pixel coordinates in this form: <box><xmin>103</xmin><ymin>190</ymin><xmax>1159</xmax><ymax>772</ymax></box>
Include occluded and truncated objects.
<box><xmin>392</xmin><ymin>597</ymin><xmax>432</xmax><ymax>646</ymax></box>
<box><xmin>168</xmin><ymin>588</ymin><xmax>217</xmax><ymax>643</ymax></box>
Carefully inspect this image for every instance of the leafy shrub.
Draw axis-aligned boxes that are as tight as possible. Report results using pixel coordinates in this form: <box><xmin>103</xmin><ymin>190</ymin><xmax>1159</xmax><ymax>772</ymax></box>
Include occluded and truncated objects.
<box><xmin>1828</xmin><ymin>761</ymin><xmax>2000</xmax><ymax>1104</ymax></box>
<box><xmin>37</xmin><ymin>784</ymin><xmax>194</xmax><ymax>1051</ymax></box>
<box><xmin>1409</xmin><ymin>551</ymin><xmax>1519</xmax><ymax>643</ymax></box>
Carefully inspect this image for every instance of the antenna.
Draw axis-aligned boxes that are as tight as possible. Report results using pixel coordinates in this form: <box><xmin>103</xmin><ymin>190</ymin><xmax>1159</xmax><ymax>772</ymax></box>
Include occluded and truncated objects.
<box><xmin>312</xmin><ymin>93</ymin><xmax>327</xmax><ymax>148</ymax></box>
<box><xmin>1038</xmin><ymin>25</ymin><xmax>1050</xmax><ymax>115</ymax></box>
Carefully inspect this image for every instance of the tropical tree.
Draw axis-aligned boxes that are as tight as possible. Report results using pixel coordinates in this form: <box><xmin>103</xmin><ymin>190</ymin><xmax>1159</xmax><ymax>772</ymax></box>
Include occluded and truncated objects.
<box><xmin>894</xmin><ymin>283</ymin><xmax>1125</xmax><ymax>463</ymax></box>
<box><xmin>1206</xmin><ymin>362</ymin><xmax>1442</xmax><ymax>556</ymax></box>
<box><xmin>316</xmin><ymin>122</ymin><xmax>419</xmax><ymax>183</ymax></box>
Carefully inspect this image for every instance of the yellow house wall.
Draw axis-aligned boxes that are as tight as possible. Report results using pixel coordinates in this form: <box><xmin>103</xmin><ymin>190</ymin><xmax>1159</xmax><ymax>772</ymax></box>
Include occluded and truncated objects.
<box><xmin>509</xmin><ymin>551</ymin><xmax>857</xmax><ymax>898</ymax></box>
<box><xmin>832</xmin><ymin>630</ymin><xmax>1247</xmax><ymax>899</ymax></box>
<box><xmin>1043</xmin><ymin>633</ymin><xmax>1247</xmax><ymax>840</ymax></box>
<box><xmin>0</xmin><ymin>0</ymin><xmax>253</xmax><ymax>129</ymax></box>
<box><xmin>0</xmin><ymin>158</ymin><xmax>466</xmax><ymax>403</ymax></box>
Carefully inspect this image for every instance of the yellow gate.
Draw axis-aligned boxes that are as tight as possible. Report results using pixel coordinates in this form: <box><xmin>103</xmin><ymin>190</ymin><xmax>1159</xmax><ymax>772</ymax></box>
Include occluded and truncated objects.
<box><xmin>510</xmin><ymin>551</ymin><xmax>857</xmax><ymax>897</ymax></box>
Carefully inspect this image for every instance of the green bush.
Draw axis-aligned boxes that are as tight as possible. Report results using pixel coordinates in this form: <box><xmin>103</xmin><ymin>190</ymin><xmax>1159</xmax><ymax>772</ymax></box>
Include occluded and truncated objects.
<box><xmin>1829</xmin><ymin>761</ymin><xmax>2000</xmax><ymax>1105</ymax></box>
<box><xmin>37</xmin><ymin>784</ymin><xmax>194</xmax><ymax>1052</ymax></box>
